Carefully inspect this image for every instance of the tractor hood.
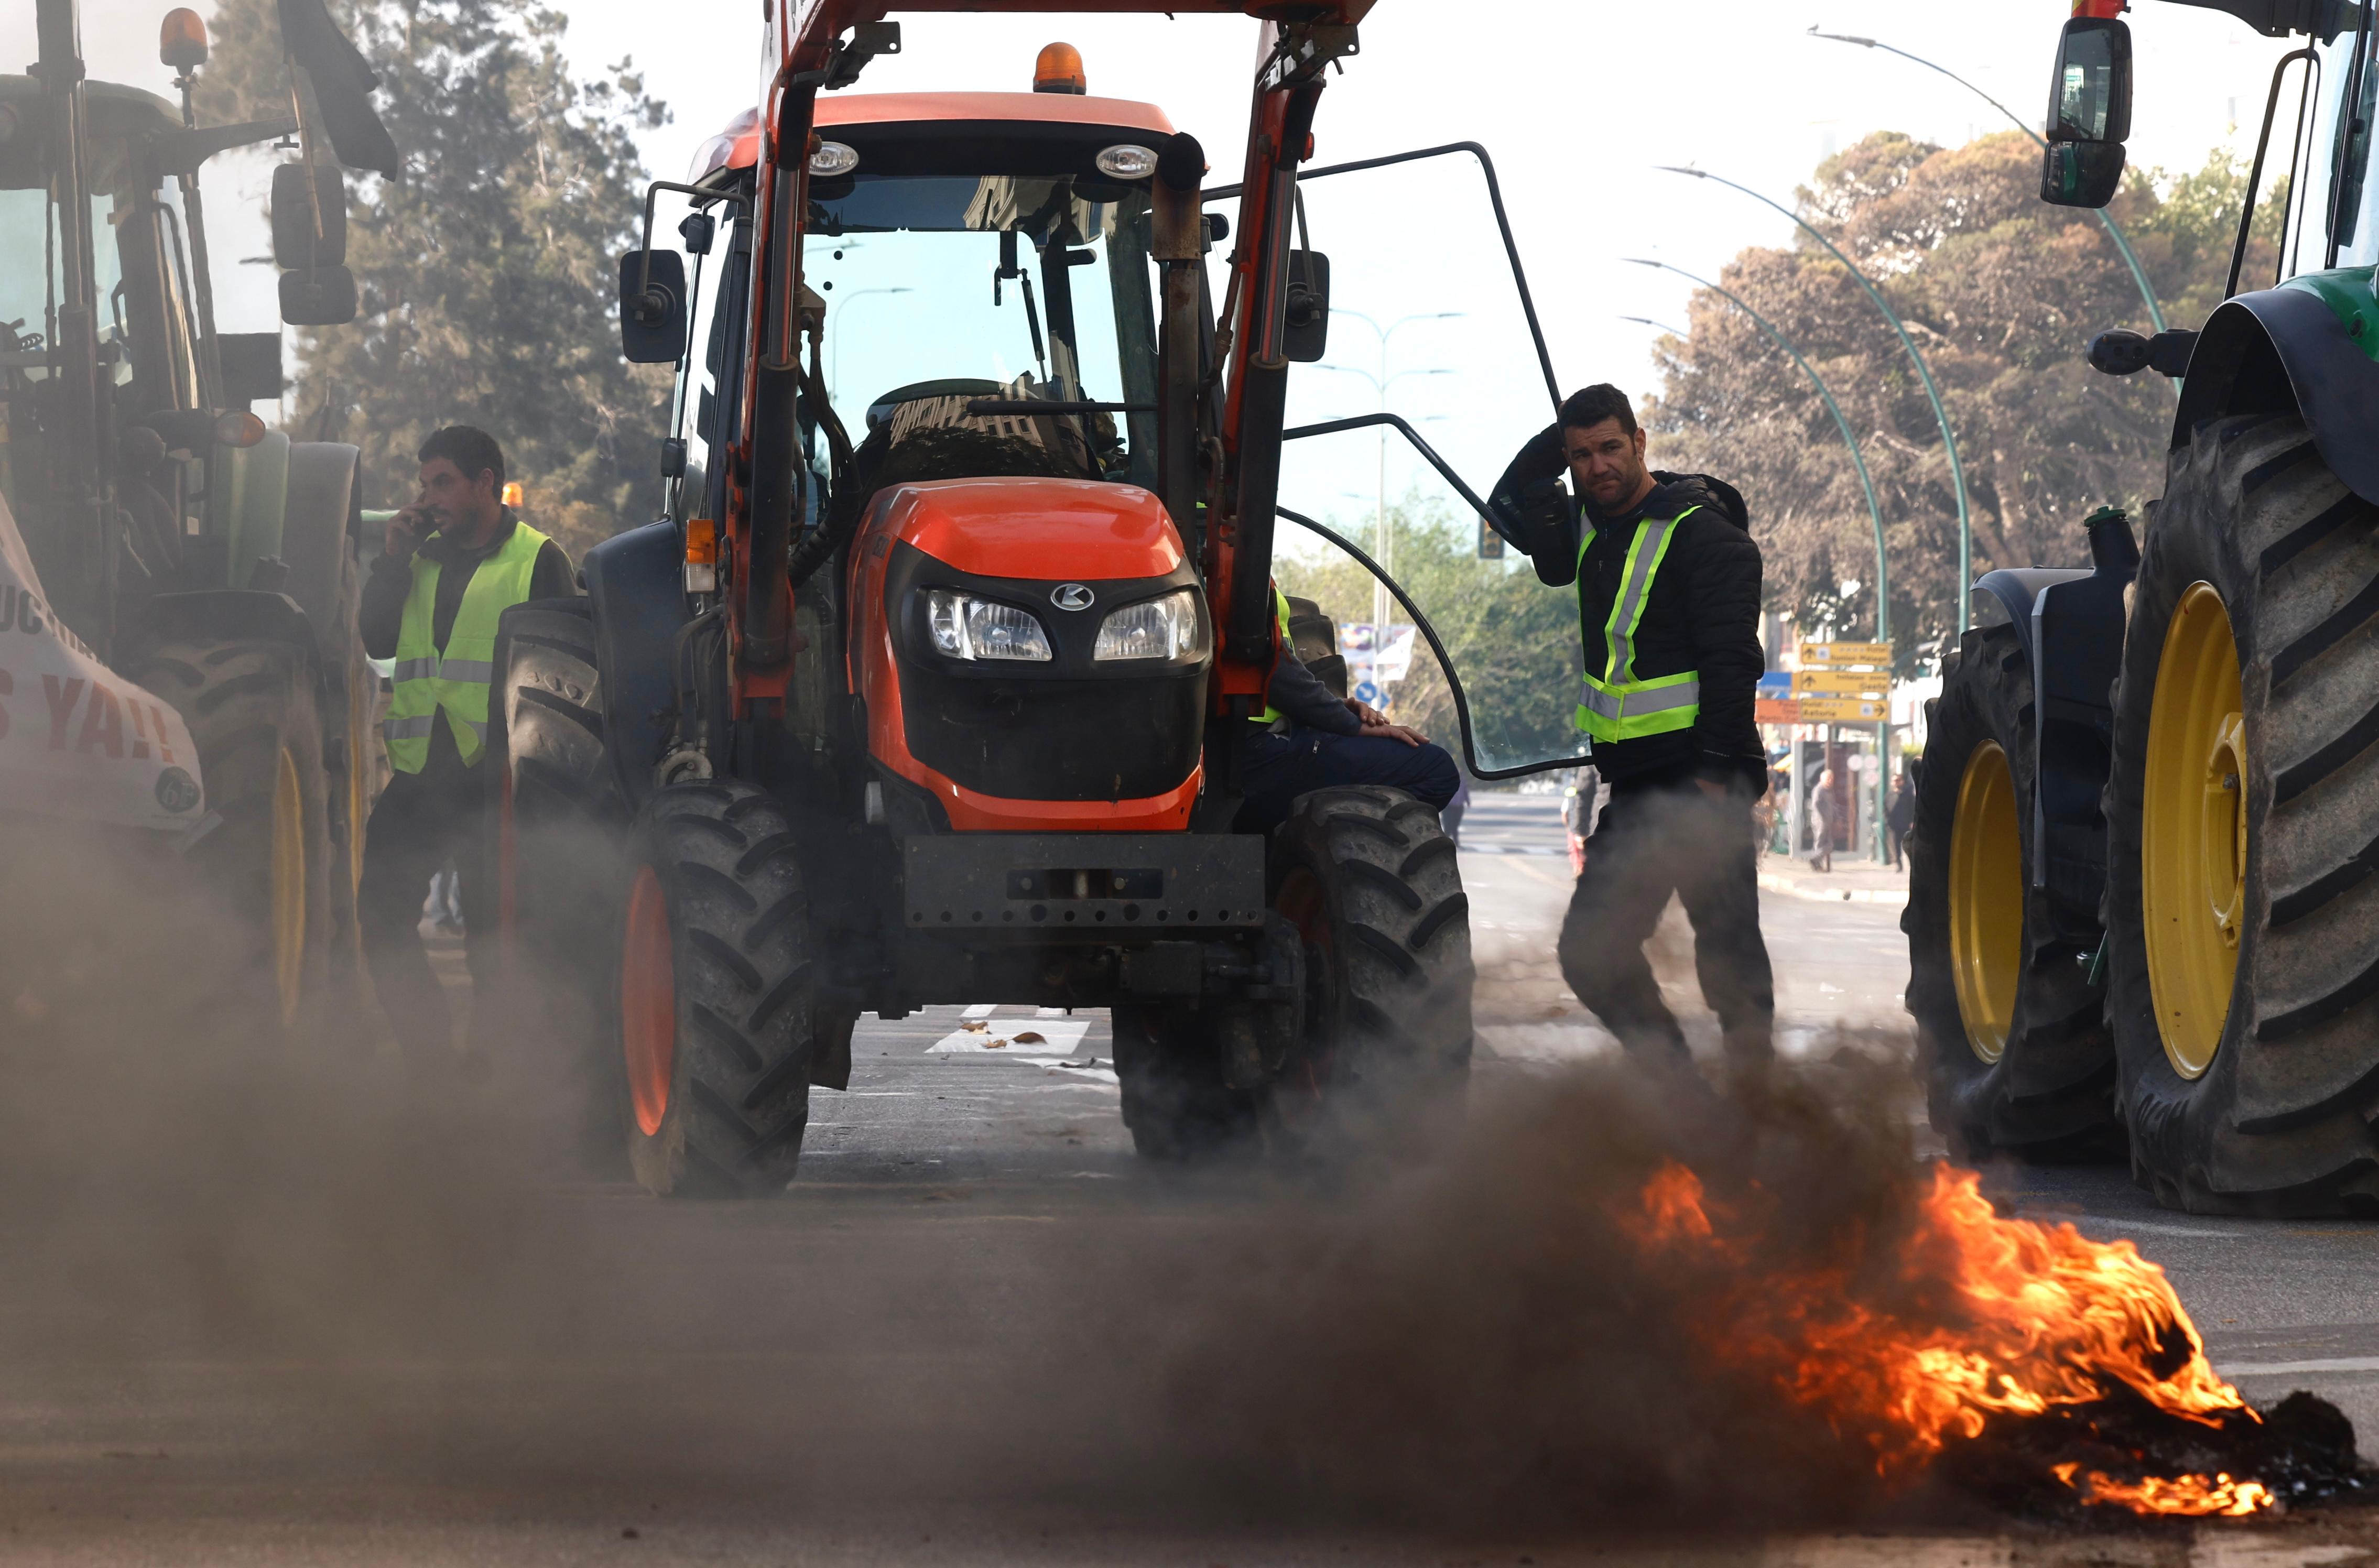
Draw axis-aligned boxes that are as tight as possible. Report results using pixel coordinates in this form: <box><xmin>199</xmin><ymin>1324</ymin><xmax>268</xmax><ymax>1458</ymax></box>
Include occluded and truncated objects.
<box><xmin>868</xmin><ymin>476</ymin><xmax>1183</xmax><ymax>580</ymax></box>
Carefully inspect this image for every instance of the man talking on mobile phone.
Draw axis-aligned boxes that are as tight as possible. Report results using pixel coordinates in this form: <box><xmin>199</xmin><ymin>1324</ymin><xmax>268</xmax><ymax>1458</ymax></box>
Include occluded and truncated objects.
<box><xmin>358</xmin><ymin>427</ymin><xmax>574</xmax><ymax>1063</ymax></box>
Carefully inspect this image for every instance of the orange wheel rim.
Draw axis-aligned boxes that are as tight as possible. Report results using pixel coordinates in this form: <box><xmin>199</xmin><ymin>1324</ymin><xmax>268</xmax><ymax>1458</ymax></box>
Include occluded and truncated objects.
<box><xmin>622</xmin><ymin>866</ymin><xmax>675</xmax><ymax>1137</ymax></box>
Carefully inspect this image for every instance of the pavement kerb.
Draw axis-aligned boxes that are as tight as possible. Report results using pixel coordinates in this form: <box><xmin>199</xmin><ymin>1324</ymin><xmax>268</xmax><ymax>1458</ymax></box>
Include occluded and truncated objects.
<box><xmin>1756</xmin><ymin>867</ymin><xmax>1909</xmax><ymax>908</ymax></box>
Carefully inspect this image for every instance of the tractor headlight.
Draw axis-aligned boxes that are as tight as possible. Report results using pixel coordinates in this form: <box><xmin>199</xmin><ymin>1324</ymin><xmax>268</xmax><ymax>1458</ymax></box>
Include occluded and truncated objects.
<box><xmin>1092</xmin><ymin>588</ymin><xmax>1205</xmax><ymax>662</ymax></box>
<box><xmin>924</xmin><ymin>589</ymin><xmax>1052</xmax><ymax>662</ymax></box>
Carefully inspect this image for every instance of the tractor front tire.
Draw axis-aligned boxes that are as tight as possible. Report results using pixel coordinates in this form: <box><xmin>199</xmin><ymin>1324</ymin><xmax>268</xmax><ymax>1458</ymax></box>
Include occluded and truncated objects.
<box><xmin>1903</xmin><ymin>623</ymin><xmax>2119</xmax><ymax>1160</ymax></box>
<box><xmin>2105</xmin><ymin>414</ymin><xmax>2379</xmax><ymax>1214</ymax></box>
<box><xmin>1112</xmin><ymin>1005</ymin><xmax>1256</xmax><ymax>1161</ymax></box>
<box><xmin>130</xmin><ymin>637</ymin><xmax>334</xmax><ymax>1035</ymax></box>
<box><xmin>617</xmin><ymin>781</ymin><xmax>814</xmax><ymax>1197</ymax></box>
<box><xmin>1265</xmin><ymin>787</ymin><xmax>1473</xmax><ymax>1159</ymax></box>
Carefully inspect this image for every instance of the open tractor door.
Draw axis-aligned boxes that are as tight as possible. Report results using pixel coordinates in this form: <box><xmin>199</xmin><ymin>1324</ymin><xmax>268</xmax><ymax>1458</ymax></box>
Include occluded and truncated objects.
<box><xmin>3</xmin><ymin>0</ymin><xmax>394</xmax><ymax>1031</ymax></box>
<box><xmin>494</xmin><ymin>0</ymin><xmax>1581</xmax><ymax>1194</ymax></box>
<box><xmin>1909</xmin><ymin>0</ymin><xmax>2379</xmax><ymax>1213</ymax></box>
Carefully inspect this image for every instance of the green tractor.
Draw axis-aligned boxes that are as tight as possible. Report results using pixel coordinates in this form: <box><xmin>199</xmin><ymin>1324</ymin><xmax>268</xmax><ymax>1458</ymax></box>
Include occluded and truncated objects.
<box><xmin>1907</xmin><ymin>0</ymin><xmax>2379</xmax><ymax>1212</ymax></box>
<box><xmin>1</xmin><ymin>0</ymin><xmax>394</xmax><ymax>1027</ymax></box>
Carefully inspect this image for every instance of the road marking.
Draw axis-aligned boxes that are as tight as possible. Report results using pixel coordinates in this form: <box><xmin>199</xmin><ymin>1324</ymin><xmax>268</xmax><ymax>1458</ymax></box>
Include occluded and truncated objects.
<box><xmin>1034</xmin><ymin>1006</ymin><xmax>1070</xmax><ymax>1018</ymax></box>
<box><xmin>929</xmin><ymin>1019</ymin><xmax>1093</xmax><ymax>1058</ymax></box>
<box><xmin>961</xmin><ymin>1004</ymin><xmax>998</xmax><ymax>1018</ymax></box>
<box><xmin>2218</xmin><ymin>1355</ymin><xmax>2379</xmax><ymax>1377</ymax></box>
<box><xmin>2063</xmin><ymin>1216</ymin><xmax>2244</xmax><ymax>1239</ymax></box>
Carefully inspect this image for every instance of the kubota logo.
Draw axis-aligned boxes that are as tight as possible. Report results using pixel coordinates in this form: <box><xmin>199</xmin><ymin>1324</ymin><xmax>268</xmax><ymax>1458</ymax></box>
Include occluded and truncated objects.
<box><xmin>1050</xmin><ymin>583</ymin><xmax>1095</xmax><ymax>612</ymax></box>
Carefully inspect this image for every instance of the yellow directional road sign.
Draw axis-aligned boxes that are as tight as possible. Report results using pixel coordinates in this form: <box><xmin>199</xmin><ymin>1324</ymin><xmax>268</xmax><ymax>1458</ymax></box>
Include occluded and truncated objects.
<box><xmin>1792</xmin><ymin>670</ymin><xmax>1884</xmax><ymax>695</ymax></box>
<box><xmin>1793</xmin><ymin>696</ymin><xmax>1888</xmax><ymax>722</ymax></box>
<box><xmin>1799</xmin><ymin>641</ymin><xmax>1893</xmax><ymax>666</ymax></box>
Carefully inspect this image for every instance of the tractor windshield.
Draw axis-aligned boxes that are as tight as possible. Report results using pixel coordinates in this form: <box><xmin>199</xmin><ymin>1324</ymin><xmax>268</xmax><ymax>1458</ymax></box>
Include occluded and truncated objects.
<box><xmin>2287</xmin><ymin>12</ymin><xmax>2379</xmax><ymax>271</ymax></box>
<box><xmin>804</xmin><ymin>172</ymin><xmax>1159</xmax><ymax>489</ymax></box>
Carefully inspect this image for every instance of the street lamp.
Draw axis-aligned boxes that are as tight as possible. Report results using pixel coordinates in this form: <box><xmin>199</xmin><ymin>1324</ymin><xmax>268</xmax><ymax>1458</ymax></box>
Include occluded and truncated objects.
<box><xmin>1625</xmin><ymin>263</ymin><xmax>1896</xmax><ymax>859</ymax></box>
<box><xmin>826</xmin><ymin>286</ymin><xmax>914</xmax><ymax>400</ymax></box>
<box><xmin>1659</xmin><ymin>164</ymin><xmax>1976</xmax><ymax>633</ymax></box>
<box><xmin>1316</xmin><ymin>310</ymin><xmax>1462</xmax><ymax>634</ymax></box>
<box><xmin>1807</xmin><ymin>27</ymin><xmax>2172</xmax><ymax>352</ymax></box>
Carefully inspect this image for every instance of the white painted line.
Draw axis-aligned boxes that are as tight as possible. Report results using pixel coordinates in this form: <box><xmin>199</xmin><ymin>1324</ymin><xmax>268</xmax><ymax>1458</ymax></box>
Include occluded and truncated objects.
<box><xmin>2219</xmin><ymin>1355</ymin><xmax>2379</xmax><ymax>1378</ymax></box>
<box><xmin>1034</xmin><ymin>1006</ymin><xmax>1070</xmax><ymax>1018</ymax></box>
<box><xmin>961</xmin><ymin>1004</ymin><xmax>998</xmax><ymax>1018</ymax></box>
<box><xmin>928</xmin><ymin>1019</ymin><xmax>1093</xmax><ymax>1058</ymax></box>
<box><xmin>2063</xmin><ymin>1216</ymin><xmax>2244</xmax><ymax>1239</ymax></box>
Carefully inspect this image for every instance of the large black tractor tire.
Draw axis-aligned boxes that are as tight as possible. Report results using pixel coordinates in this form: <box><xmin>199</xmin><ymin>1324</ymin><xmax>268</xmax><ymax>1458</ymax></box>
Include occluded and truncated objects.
<box><xmin>1265</xmin><ymin>786</ymin><xmax>1473</xmax><ymax>1158</ymax></box>
<box><xmin>1902</xmin><ymin>624</ymin><xmax>2119</xmax><ymax>1160</ymax></box>
<box><xmin>490</xmin><ymin>598</ymin><xmax>627</xmax><ymax>1162</ymax></box>
<box><xmin>1112</xmin><ymin>1004</ymin><xmax>1256</xmax><ymax>1161</ymax></box>
<box><xmin>616</xmin><ymin>780</ymin><xmax>814</xmax><ymax>1197</ymax></box>
<box><xmin>2105</xmin><ymin>415</ymin><xmax>2379</xmax><ymax>1214</ymax></box>
<box><xmin>491</xmin><ymin>600</ymin><xmax>625</xmax><ymax>998</ymax></box>
<box><xmin>128</xmin><ymin>637</ymin><xmax>335</xmax><ymax>1035</ymax></box>
<box><xmin>283</xmin><ymin>444</ymin><xmax>372</xmax><ymax>1018</ymax></box>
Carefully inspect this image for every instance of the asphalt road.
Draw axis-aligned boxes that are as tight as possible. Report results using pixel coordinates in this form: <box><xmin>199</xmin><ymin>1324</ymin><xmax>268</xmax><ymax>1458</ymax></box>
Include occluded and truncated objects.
<box><xmin>5</xmin><ymin>793</ymin><xmax>2377</xmax><ymax>1566</ymax></box>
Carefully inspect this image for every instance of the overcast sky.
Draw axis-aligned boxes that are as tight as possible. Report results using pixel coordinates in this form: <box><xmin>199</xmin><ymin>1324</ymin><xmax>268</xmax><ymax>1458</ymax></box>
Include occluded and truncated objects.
<box><xmin>16</xmin><ymin>1</ymin><xmax>2297</xmax><ymax>529</ymax></box>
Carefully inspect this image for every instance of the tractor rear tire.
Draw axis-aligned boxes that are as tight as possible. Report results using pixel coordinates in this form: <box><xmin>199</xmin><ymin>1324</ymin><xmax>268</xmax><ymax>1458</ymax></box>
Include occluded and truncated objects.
<box><xmin>492</xmin><ymin>600</ymin><xmax>624</xmax><ymax>1000</ymax></box>
<box><xmin>1902</xmin><ymin>623</ymin><xmax>2120</xmax><ymax>1160</ymax></box>
<box><xmin>2105</xmin><ymin>415</ymin><xmax>2379</xmax><ymax>1214</ymax></box>
<box><xmin>129</xmin><ymin>636</ymin><xmax>334</xmax><ymax>1035</ymax></box>
<box><xmin>617</xmin><ymin>781</ymin><xmax>813</xmax><ymax>1197</ymax></box>
<box><xmin>491</xmin><ymin>597</ymin><xmax>626</xmax><ymax>1163</ymax></box>
<box><xmin>1264</xmin><ymin>786</ymin><xmax>1473</xmax><ymax>1159</ymax></box>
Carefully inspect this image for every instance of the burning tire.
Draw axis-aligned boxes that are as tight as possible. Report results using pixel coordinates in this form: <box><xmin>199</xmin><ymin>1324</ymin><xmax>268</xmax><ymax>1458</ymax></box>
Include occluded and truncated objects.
<box><xmin>1265</xmin><ymin>786</ymin><xmax>1473</xmax><ymax>1157</ymax></box>
<box><xmin>130</xmin><ymin>636</ymin><xmax>334</xmax><ymax>1034</ymax></box>
<box><xmin>2105</xmin><ymin>414</ymin><xmax>2379</xmax><ymax>1213</ymax></box>
<box><xmin>1903</xmin><ymin>624</ymin><xmax>2119</xmax><ymax>1159</ymax></box>
<box><xmin>616</xmin><ymin>780</ymin><xmax>813</xmax><ymax>1197</ymax></box>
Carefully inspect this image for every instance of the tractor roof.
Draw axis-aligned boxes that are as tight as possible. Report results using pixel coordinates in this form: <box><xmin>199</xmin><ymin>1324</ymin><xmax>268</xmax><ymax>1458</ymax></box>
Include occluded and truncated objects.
<box><xmin>691</xmin><ymin>91</ymin><xmax>1175</xmax><ymax>182</ymax></box>
<box><xmin>0</xmin><ymin>76</ymin><xmax>183</xmax><ymax>192</ymax></box>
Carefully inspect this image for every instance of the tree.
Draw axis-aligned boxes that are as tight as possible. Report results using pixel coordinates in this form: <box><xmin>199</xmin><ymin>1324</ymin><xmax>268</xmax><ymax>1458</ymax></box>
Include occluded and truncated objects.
<box><xmin>1646</xmin><ymin>133</ymin><xmax>2289</xmax><ymax>662</ymax></box>
<box><xmin>193</xmin><ymin>0</ymin><xmax>672</xmax><ymax>560</ymax></box>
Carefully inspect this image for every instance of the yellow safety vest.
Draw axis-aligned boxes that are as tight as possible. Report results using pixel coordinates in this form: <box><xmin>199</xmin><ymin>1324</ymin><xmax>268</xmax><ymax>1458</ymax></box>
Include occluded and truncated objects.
<box><xmin>1253</xmin><ymin>584</ymin><xmax>1295</xmax><ymax>726</ymax></box>
<box><xmin>384</xmin><ymin>520</ymin><xmax>549</xmax><ymax>772</ymax></box>
<box><xmin>1574</xmin><ymin>504</ymin><xmax>1703</xmax><ymax>743</ymax></box>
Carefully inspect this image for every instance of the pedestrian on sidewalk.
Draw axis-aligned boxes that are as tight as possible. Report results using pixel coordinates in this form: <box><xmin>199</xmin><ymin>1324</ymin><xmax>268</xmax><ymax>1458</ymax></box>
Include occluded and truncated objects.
<box><xmin>359</xmin><ymin>427</ymin><xmax>574</xmax><ymax>1063</ymax></box>
<box><xmin>1887</xmin><ymin>764</ymin><xmax>1917</xmax><ymax>869</ymax></box>
<box><xmin>1491</xmin><ymin>384</ymin><xmax>1774</xmax><ymax>1082</ymax></box>
<box><xmin>1808</xmin><ymin>767</ymin><xmax>1836</xmax><ymax>874</ymax></box>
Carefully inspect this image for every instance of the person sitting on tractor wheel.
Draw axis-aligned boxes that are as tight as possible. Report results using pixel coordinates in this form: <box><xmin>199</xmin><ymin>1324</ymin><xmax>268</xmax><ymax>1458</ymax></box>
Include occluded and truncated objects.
<box><xmin>1234</xmin><ymin>580</ymin><xmax>1460</xmax><ymax>835</ymax></box>
<box><xmin>359</xmin><ymin>426</ymin><xmax>574</xmax><ymax>1061</ymax></box>
<box><xmin>1492</xmin><ymin>384</ymin><xmax>1773</xmax><ymax>1083</ymax></box>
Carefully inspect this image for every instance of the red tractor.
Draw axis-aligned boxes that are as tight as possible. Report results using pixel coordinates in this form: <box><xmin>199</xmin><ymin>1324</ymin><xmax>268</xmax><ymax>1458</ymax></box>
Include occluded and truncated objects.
<box><xmin>495</xmin><ymin>1</ymin><xmax>1568</xmax><ymax>1194</ymax></box>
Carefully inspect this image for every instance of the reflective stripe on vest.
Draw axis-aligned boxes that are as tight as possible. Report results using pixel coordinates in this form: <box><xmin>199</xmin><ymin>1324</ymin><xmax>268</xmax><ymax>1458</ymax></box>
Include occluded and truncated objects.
<box><xmin>384</xmin><ymin>521</ymin><xmax>550</xmax><ymax>773</ymax></box>
<box><xmin>1253</xmin><ymin>584</ymin><xmax>1295</xmax><ymax>726</ymax></box>
<box><xmin>1574</xmin><ymin>504</ymin><xmax>1703</xmax><ymax>742</ymax></box>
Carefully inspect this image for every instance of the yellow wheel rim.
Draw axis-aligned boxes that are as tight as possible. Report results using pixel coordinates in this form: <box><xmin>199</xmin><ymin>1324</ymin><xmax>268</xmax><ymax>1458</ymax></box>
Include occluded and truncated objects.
<box><xmin>1949</xmin><ymin>739</ymin><xmax>2025</xmax><ymax>1064</ymax></box>
<box><xmin>269</xmin><ymin>745</ymin><xmax>306</xmax><ymax>1024</ymax></box>
<box><xmin>2142</xmin><ymin>582</ymin><xmax>2244</xmax><ymax>1080</ymax></box>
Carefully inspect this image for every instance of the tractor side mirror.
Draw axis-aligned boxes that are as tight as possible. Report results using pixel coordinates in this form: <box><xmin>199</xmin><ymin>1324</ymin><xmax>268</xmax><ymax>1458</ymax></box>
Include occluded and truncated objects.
<box><xmin>270</xmin><ymin>162</ymin><xmax>347</xmax><ymax>269</ymax></box>
<box><xmin>1283</xmin><ymin>248</ymin><xmax>1330</xmax><ymax>363</ymax></box>
<box><xmin>279</xmin><ymin>266</ymin><xmax>357</xmax><ymax>325</ymax></box>
<box><xmin>2041</xmin><ymin>17</ymin><xmax>2131</xmax><ymax>209</ymax></box>
<box><xmin>617</xmin><ymin>249</ymin><xmax>688</xmax><ymax>364</ymax></box>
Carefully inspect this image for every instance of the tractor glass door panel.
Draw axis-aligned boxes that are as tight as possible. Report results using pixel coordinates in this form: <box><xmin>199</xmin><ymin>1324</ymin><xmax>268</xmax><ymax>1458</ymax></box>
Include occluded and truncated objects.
<box><xmin>2309</xmin><ymin>16</ymin><xmax>2379</xmax><ymax>268</ymax></box>
<box><xmin>804</xmin><ymin>175</ymin><xmax>1158</xmax><ymax>488</ymax></box>
<box><xmin>1256</xmin><ymin>152</ymin><xmax>1582</xmax><ymax>777</ymax></box>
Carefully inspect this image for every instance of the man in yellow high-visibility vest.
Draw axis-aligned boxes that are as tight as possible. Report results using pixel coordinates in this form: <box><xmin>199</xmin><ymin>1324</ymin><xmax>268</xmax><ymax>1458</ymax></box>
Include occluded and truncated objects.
<box><xmin>359</xmin><ymin>427</ymin><xmax>573</xmax><ymax>1059</ymax></box>
<box><xmin>1493</xmin><ymin>385</ymin><xmax>1773</xmax><ymax>1082</ymax></box>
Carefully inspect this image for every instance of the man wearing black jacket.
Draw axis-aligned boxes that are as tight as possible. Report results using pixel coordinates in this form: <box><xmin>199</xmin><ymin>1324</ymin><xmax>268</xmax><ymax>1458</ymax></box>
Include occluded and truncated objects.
<box><xmin>1492</xmin><ymin>385</ymin><xmax>1773</xmax><ymax>1077</ymax></box>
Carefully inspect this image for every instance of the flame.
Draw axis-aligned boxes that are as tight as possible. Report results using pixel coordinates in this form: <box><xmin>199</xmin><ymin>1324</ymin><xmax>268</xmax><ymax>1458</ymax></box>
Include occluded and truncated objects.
<box><xmin>1621</xmin><ymin>1160</ymin><xmax>2268</xmax><ymax>1516</ymax></box>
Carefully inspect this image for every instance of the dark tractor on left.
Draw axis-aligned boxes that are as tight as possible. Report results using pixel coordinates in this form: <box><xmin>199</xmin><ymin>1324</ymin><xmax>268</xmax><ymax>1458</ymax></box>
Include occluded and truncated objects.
<box><xmin>0</xmin><ymin>0</ymin><xmax>397</xmax><ymax>1033</ymax></box>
